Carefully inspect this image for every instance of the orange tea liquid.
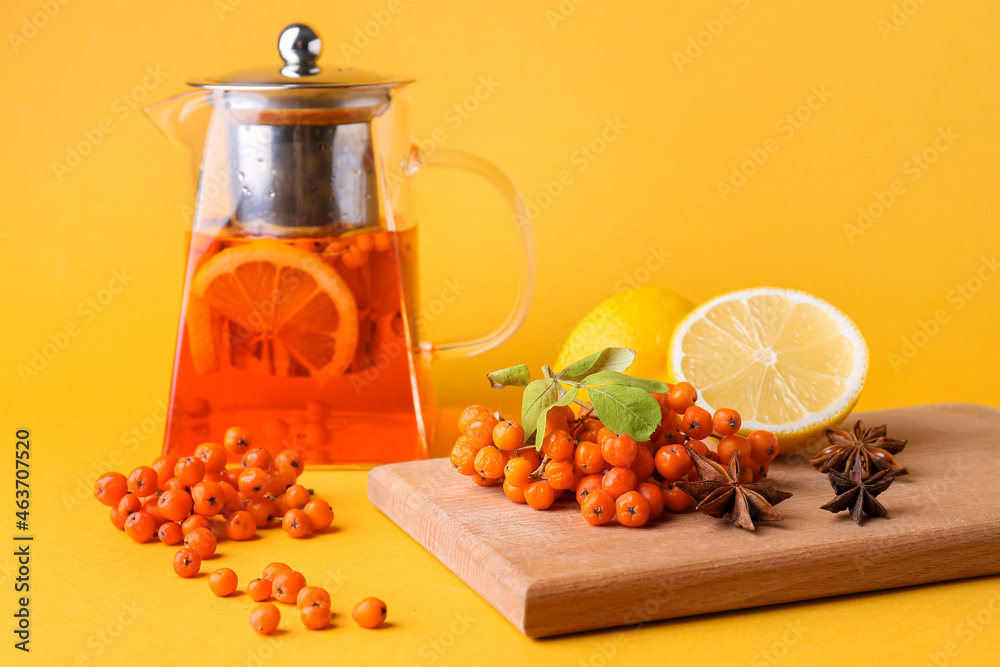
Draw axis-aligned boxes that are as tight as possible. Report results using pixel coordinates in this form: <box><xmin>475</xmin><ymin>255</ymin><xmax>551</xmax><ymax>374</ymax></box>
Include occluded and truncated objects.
<box><xmin>163</xmin><ymin>225</ymin><xmax>433</xmax><ymax>464</ymax></box>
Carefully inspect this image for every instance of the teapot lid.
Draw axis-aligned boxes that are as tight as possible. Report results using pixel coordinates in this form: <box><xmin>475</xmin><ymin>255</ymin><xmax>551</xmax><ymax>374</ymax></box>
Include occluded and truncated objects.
<box><xmin>188</xmin><ymin>23</ymin><xmax>413</xmax><ymax>90</ymax></box>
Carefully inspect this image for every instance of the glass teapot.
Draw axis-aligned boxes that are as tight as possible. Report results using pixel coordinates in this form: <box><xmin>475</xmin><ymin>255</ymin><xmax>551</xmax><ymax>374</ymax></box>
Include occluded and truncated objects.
<box><xmin>145</xmin><ymin>23</ymin><xmax>533</xmax><ymax>465</ymax></box>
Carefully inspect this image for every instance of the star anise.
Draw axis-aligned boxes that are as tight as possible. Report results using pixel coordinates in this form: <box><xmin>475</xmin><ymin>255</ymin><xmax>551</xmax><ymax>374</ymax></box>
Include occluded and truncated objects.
<box><xmin>820</xmin><ymin>456</ymin><xmax>895</xmax><ymax>524</ymax></box>
<box><xmin>809</xmin><ymin>420</ymin><xmax>907</xmax><ymax>477</ymax></box>
<box><xmin>674</xmin><ymin>446</ymin><xmax>793</xmax><ymax>531</ymax></box>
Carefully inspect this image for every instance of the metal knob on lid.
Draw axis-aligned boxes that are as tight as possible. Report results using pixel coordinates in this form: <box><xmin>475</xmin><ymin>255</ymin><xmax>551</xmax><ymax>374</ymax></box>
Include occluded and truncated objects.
<box><xmin>187</xmin><ymin>23</ymin><xmax>414</xmax><ymax>236</ymax></box>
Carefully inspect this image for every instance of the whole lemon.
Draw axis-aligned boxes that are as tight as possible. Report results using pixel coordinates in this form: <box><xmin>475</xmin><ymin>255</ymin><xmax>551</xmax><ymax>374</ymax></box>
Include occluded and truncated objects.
<box><xmin>554</xmin><ymin>286</ymin><xmax>695</xmax><ymax>383</ymax></box>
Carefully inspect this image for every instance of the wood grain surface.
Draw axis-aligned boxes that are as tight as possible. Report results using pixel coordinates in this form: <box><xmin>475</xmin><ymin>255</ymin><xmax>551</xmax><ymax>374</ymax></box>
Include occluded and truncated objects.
<box><xmin>368</xmin><ymin>404</ymin><xmax>1000</xmax><ymax>637</ymax></box>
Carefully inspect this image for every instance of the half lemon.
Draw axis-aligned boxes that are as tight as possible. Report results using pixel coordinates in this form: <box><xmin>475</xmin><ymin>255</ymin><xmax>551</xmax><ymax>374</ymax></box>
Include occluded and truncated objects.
<box><xmin>668</xmin><ymin>287</ymin><xmax>868</xmax><ymax>452</ymax></box>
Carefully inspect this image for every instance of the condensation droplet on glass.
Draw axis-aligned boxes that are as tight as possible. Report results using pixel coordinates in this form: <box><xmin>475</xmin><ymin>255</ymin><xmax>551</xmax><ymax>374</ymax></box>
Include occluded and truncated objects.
<box><xmin>268</xmin><ymin>191</ymin><xmax>276</xmax><ymax>199</ymax></box>
<box><xmin>242</xmin><ymin>186</ymin><xmax>251</xmax><ymax>196</ymax></box>
<box><xmin>238</xmin><ymin>171</ymin><xmax>245</xmax><ymax>181</ymax></box>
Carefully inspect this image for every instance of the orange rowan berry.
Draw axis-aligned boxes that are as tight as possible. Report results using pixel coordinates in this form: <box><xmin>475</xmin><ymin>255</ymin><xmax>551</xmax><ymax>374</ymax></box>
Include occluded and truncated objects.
<box><xmin>466</xmin><ymin>413</ymin><xmax>499</xmax><ymax>448</ymax></box>
<box><xmin>545</xmin><ymin>460</ymin><xmax>577</xmax><ymax>491</ymax></box>
<box><xmin>492</xmin><ymin>420</ymin><xmax>525</xmax><ymax>452</ymax></box>
<box><xmin>250</xmin><ymin>603</ymin><xmax>280</xmax><ymax>635</ymax></box>
<box><xmin>713</xmin><ymin>409</ymin><xmax>742</xmax><ymax>437</ymax></box>
<box><xmin>581</xmin><ymin>489</ymin><xmax>615</xmax><ymax>526</ymax></box>
<box><xmin>238</xmin><ymin>468</ymin><xmax>269</xmax><ymax>501</ymax></box>
<box><xmin>718</xmin><ymin>435</ymin><xmax>752</xmax><ymax>464</ymax></box>
<box><xmin>662</xmin><ymin>483</ymin><xmax>694</xmax><ymax>512</ymax></box>
<box><xmin>450</xmin><ymin>441</ymin><xmax>477</xmax><ymax>476</ymax></box>
<box><xmin>194</xmin><ymin>443</ymin><xmax>227</xmax><ymax>476</ymax></box>
<box><xmin>296</xmin><ymin>586</ymin><xmax>331</xmax><ymax>609</ymax></box>
<box><xmin>157</xmin><ymin>489</ymin><xmax>193</xmax><ymax>522</ymax></box>
<box><xmin>266</xmin><ymin>463</ymin><xmax>296</xmax><ymax>496</ymax></box>
<box><xmin>93</xmin><ymin>472</ymin><xmax>128</xmax><ymax>507</ymax></box>
<box><xmin>224</xmin><ymin>426</ymin><xmax>252</xmax><ymax>457</ymax></box>
<box><xmin>680</xmin><ymin>406</ymin><xmax>713</xmax><ymax>440</ymax></box>
<box><xmin>127</xmin><ymin>466</ymin><xmax>158</xmax><ymax>498</ymax></box>
<box><xmin>474</xmin><ymin>445</ymin><xmax>506</xmax><ymax>479</ymax></box>
<box><xmin>601</xmin><ymin>433</ymin><xmax>637</xmax><ymax>467</ymax></box>
<box><xmin>150</xmin><ymin>455</ymin><xmax>178</xmax><ymax>489</ymax></box>
<box><xmin>616</xmin><ymin>491</ymin><xmax>650</xmax><ymax>527</ymax></box>
<box><xmin>285</xmin><ymin>484</ymin><xmax>311</xmax><ymax>509</ymax></box>
<box><xmin>575</xmin><ymin>474</ymin><xmax>603</xmax><ymax>505</ymax></box>
<box><xmin>601</xmin><ymin>466</ymin><xmax>638</xmax><ymax>500</ymax></box>
<box><xmin>209</xmin><ymin>567</ymin><xmax>238</xmax><ymax>596</ymax></box>
<box><xmin>242</xmin><ymin>447</ymin><xmax>273</xmax><ymax>470</ymax></box>
<box><xmin>173</xmin><ymin>547</ymin><xmax>201</xmax><ymax>578</ymax></box>
<box><xmin>471</xmin><ymin>473</ymin><xmax>501</xmax><ymax>486</ymax></box>
<box><xmin>457</xmin><ymin>405</ymin><xmax>489</xmax><ymax>434</ymax></box>
<box><xmin>636</xmin><ymin>482</ymin><xmax>665</xmax><ymax>520</ymax></box>
<box><xmin>262</xmin><ymin>562</ymin><xmax>292</xmax><ymax>581</ymax></box>
<box><xmin>574</xmin><ymin>440</ymin><xmax>607</xmax><ymax>474</ymax></box>
<box><xmin>301</xmin><ymin>602</ymin><xmax>332</xmax><ymax>630</ymax></box>
<box><xmin>272</xmin><ymin>570</ymin><xmax>307</xmax><ymax>604</ymax></box>
<box><xmin>245</xmin><ymin>497</ymin><xmax>279</xmax><ymax>528</ymax></box>
<box><xmin>274</xmin><ymin>449</ymin><xmax>305</xmax><ymax>477</ymax></box>
<box><xmin>124</xmin><ymin>511</ymin><xmax>155</xmax><ymax>543</ymax></box>
<box><xmin>282</xmin><ymin>509</ymin><xmax>312</xmax><ymax>538</ymax></box>
<box><xmin>247</xmin><ymin>578</ymin><xmax>272</xmax><ymax>602</ymax></box>
<box><xmin>627</xmin><ymin>445</ymin><xmax>656</xmax><ymax>482</ymax></box>
<box><xmin>117</xmin><ymin>493</ymin><xmax>141</xmax><ymax>516</ymax></box>
<box><xmin>503</xmin><ymin>456</ymin><xmax>533</xmax><ymax>487</ymax></box>
<box><xmin>225</xmin><ymin>510</ymin><xmax>256</xmax><ymax>541</ymax></box>
<box><xmin>655</xmin><ymin>445</ymin><xmax>693</xmax><ymax>482</ymax></box>
<box><xmin>541</xmin><ymin>430</ymin><xmax>575</xmax><ymax>461</ymax></box>
<box><xmin>109</xmin><ymin>507</ymin><xmax>127</xmax><ymax>531</ymax></box>
<box><xmin>190</xmin><ymin>481</ymin><xmax>225</xmax><ymax>517</ymax></box>
<box><xmin>183</xmin><ymin>527</ymin><xmax>217</xmax><ymax>559</ymax></box>
<box><xmin>174</xmin><ymin>457</ymin><xmax>206</xmax><ymax>486</ymax></box>
<box><xmin>748</xmin><ymin>430</ymin><xmax>779</xmax><ymax>463</ymax></box>
<box><xmin>503</xmin><ymin>480</ymin><xmax>526</xmax><ymax>503</ymax></box>
<box><xmin>181</xmin><ymin>514</ymin><xmax>210</xmax><ymax>535</ymax></box>
<box><xmin>514</xmin><ymin>447</ymin><xmax>541</xmax><ymax>471</ymax></box>
<box><xmin>157</xmin><ymin>521</ymin><xmax>183</xmax><ymax>545</ymax></box>
<box><xmin>352</xmin><ymin>597</ymin><xmax>387</xmax><ymax>628</ymax></box>
<box><xmin>303</xmin><ymin>499</ymin><xmax>334</xmax><ymax>531</ymax></box>
<box><xmin>667</xmin><ymin>382</ymin><xmax>697</xmax><ymax>413</ymax></box>
<box><xmin>523</xmin><ymin>480</ymin><xmax>558</xmax><ymax>510</ymax></box>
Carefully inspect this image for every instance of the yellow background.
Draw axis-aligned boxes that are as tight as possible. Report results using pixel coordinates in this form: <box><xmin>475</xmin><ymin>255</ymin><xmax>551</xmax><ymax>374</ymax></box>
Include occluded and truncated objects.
<box><xmin>2</xmin><ymin>0</ymin><xmax>999</xmax><ymax>665</ymax></box>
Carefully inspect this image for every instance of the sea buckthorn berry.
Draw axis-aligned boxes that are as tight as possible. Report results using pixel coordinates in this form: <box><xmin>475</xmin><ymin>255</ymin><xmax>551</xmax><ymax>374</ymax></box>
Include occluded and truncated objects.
<box><xmin>248</xmin><ymin>578</ymin><xmax>272</xmax><ymax>602</ymax></box>
<box><xmin>262</xmin><ymin>562</ymin><xmax>292</xmax><ymax>581</ymax></box>
<box><xmin>124</xmin><ymin>511</ymin><xmax>156</xmax><ymax>543</ymax></box>
<box><xmin>303</xmin><ymin>499</ymin><xmax>334</xmax><ymax>532</ymax></box>
<box><xmin>450</xmin><ymin>441</ymin><xmax>477</xmax><ymax>476</ymax></box>
<box><xmin>655</xmin><ymin>444</ymin><xmax>693</xmax><ymax>482</ymax></box>
<box><xmin>713</xmin><ymin>409</ymin><xmax>742</xmax><ymax>437</ymax></box>
<box><xmin>274</xmin><ymin>449</ymin><xmax>305</xmax><ymax>477</ymax></box>
<box><xmin>616</xmin><ymin>491</ymin><xmax>651</xmax><ymax>527</ymax></box>
<box><xmin>667</xmin><ymin>382</ymin><xmax>697</xmax><ymax>414</ymax></box>
<box><xmin>503</xmin><ymin>456</ymin><xmax>533</xmax><ymax>487</ymax></box>
<box><xmin>272</xmin><ymin>570</ymin><xmax>307</xmax><ymax>604</ymax></box>
<box><xmin>301</xmin><ymin>602</ymin><xmax>332</xmax><ymax>630</ymax></box>
<box><xmin>636</xmin><ymin>482</ymin><xmax>666</xmax><ymax>520</ymax></box>
<box><xmin>266</xmin><ymin>463</ymin><xmax>297</xmax><ymax>496</ymax></box>
<box><xmin>627</xmin><ymin>445</ymin><xmax>656</xmax><ymax>482</ymax></box>
<box><xmin>209</xmin><ymin>567</ymin><xmax>238</xmax><ymax>596</ymax></box>
<box><xmin>183</xmin><ymin>527</ymin><xmax>217</xmax><ymax>559</ymax></box>
<box><xmin>601</xmin><ymin>433</ymin><xmax>638</xmax><ymax>468</ymax></box>
<box><xmin>545</xmin><ymin>405</ymin><xmax>574</xmax><ymax>435</ymax></box>
<box><xmin>474</xmin><ymin>445</ymin><xmax>506</xmax><ymax>479</ymax></box>
<box><xmin>141</xmin><ymin>497</ymin><xmax>167</xmax><ymax>527</ymax></box>
<box><xmin>181</xmin><ymin>514</ymin><xmax>210</xmax><ymax>535</ymax></box>
<box><xmin>190</xmin><ymin>481</ymin><xmax>225</xmax><ymax>517</ymax></box>
<box><xmin>541</xmin><ymin>430</ymin><xmax>575</xmax><ymax>462</ymax></box>
<box><xmin>718</xmin><ymin>435</ymin><xmax>752</xmax><ymax>464</ymax></box>
<box><xmin>492</xmin><ymin>420</ymin><xmax>525</xmax><ymax>452</ymax></box>
<box><xmin>662</xmin><ymin>483</ymin><xmax>694</xmax><ymax>512</ymax></box>
<box><xmin>109</xmin><ymin>507</ymin><xmax>127</xmax><ymax>531</ymax></box>
<box><xmin>117</xmin><ymin>493</ymin><xmax>141</xmax><ymax>516</ymax></box>
<box><xmin>224</xmin><ymin>427</ymin><xmax>252</xmax><ymax>456</ymax></box>
<box><xmin>238</xmin><ymin>468</ymin><xmax>269</xmax><ymax>501</ymax></box>
<box><xmin>748</xmin><ymin>430</ymin><xmax>780</xmax><ymax>463</ymax></box>
<box><xmin>581</xmin><ymin>489</ymin><xmax>615</xmax><ymax>526</ymax></box>
<box><xmin>157</xmin><ymin>521</ymin><xmax>183</xmax><ymax>545</ymax></box>
<box><xmin>150</xmin><ymin>455</ymin><xmax>179</xmax><ymax>489</ymax></box>
<box><xmin>285</xmin><ymin>484</ymin><xmax>311</xmax><ymax>509</ymax></box>
<box><xmin>283</xmin><ymin>509</ymin><xmax>312</xmax><ymax>538</ymax></box>
<box><xmin>523</xmin><ymin>480</ymin><xmax>558</xmax><ymax>510</ymax></box>
<box><xmin>601</xmin><ymin>466</ymin><xmax>638</xmax><ymax>500</ymax></box>
<box><xmin>574</xmin><ymin>440</ymin><xmax>607</xmax><ymax>474</ymax></box>
<box><xmin>296</xmin><ymin>586</ymin><xmax>331</xmax><ymax>609</ymax></box>
<box><xmin>225</xmin><ymin>510</ymin><xmax>256</xmax><ymax>541</ymax></box>
<box><xmin>352</xmin><ymin>597</ymin><xmax>387</xmax><ymax>629</ymax></box>
<box><xmin>503</xmin><ymin>480</ymin><xmax>526</xmax><ymax>503</ymax></box>
<box><xmin>94</xmin><ymin>472</ymin><xmax>128</xmax><ymax>507</ymax></box>
<box><xmin>127</xmin><ymin>466</ymin><xmax>158</xmax><ymax>498</ymax></box>
<box><xmin>515</xmin><ymin>447</ymin><xmax>542</xmax><ymax>472</ymax></box>
<box><xmin>245</xmin><ymin>497</ymin><xmax>279</xmax><ymax>529</ymax></box>
<box><xmin>174</xmin><ymin>457</ymin><xmax>206</xmax><ymax>486</ymax></box>
<box><xmin>575</xmin><ymin>474</ymin><xmax>603</xmax><ymax>505</ymax></box>
<box><xmin>250</xmin><ymin>603</ymin><xmax>280</xmax><ymax>635</ymax></box>
<box><xmin>472</xmin><ymin>472</ymin><xmax>501</xmax><ymax>486</ymax></box>
<box><xmin>242</xmin><ymin>447</ymin><xmax>273</xmax><ymax>470</ymax></box>
<box><xmin>173</xmin><ymin>547</ymin><xmax>201</xmax><ymax>578</ymax></box>
<box><xmin>680</xmin><ymin>406</ymin><xmax>714</xmax><ymax>440</ymax></box>
<box><xmin>194</xmin><ymin>443</ymin><xmax>227</xmax><ymax>476</ymax></box>
<box><xmin>545</xmin><ymin>460</ymin><xmax>578</xmax><ymax>491</ymax></box>
<box><xmin>157</xmin><ymin>489</ymin><xmax>193</xmax><ymax>522</ymax></box>
<box><xmin>457</xmin><ymin>405</ymin><xmax>489</xmax><ymax>434</ymax></box>
<box><xmin>466</xmin><ymin>413</ymin><xmax>500</xmax><ymax>448</ymax></box>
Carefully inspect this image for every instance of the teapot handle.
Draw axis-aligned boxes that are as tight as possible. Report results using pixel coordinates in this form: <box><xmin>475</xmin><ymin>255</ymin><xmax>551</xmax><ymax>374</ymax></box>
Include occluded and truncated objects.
<box><xmin>412</xmin><ymin>146</ymin><xmax>535</xmax><ymax>358</ymax></box>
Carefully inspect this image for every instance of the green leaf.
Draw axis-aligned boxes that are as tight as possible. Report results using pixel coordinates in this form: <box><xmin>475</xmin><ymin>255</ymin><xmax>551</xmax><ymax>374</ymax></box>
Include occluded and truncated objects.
<box><xmin>521</xmin><ymin>378</ymin><xmax>560</xmax><ymax>444</ymax></box>
<box><xmin>589</xmin><ymin>384</ymin><xmax>661</xmax><ymax>442</ymax></box>
<box><xmin>487</xmin><ymin>364</ymin><xmax>531</xmax><ymax>389</ymax></box>
<box><xmin>583</xmin><ymin>370</ymin><xmax>669</xmax><ymax>393</ymax></box>
<box><xmin>556</xmin><ymin>347</ymin><xmax>636</xmax><ymax>382</ymax></box>
<box><xmin>534</xmin><ymin>409</ymin><xmax>550</xmax><ymax>449</ymax></box>
<box><xmin>555</xmin><ymin>385</ymin><xmax>579</xmax><ymax>407</ymax></box>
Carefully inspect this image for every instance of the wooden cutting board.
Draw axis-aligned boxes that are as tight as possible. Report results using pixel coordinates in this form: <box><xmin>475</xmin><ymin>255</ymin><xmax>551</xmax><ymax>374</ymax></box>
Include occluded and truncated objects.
<box><xmin>368</xmin><ymin>404</ymin><xmax>1000</xmax><ymax>637</ymax></box>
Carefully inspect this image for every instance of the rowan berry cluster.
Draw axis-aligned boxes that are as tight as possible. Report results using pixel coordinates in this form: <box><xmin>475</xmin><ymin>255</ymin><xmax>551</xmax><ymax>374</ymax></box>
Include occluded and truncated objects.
<box><xmin>450</xmin><ymin>382</ymin><xmax>779</xmax><ymax>527</ymax></box>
